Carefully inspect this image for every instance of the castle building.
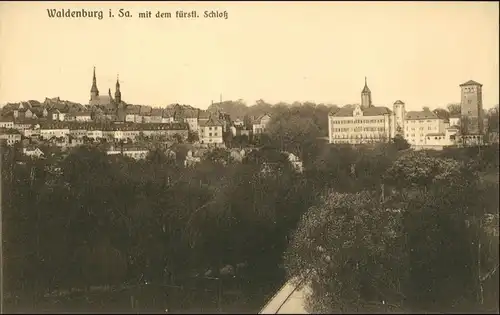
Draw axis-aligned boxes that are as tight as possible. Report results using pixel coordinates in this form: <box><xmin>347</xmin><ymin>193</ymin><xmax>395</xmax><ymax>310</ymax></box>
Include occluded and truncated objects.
<box><xmin>328</xmin><ymin>78</ymin><xmax>396</xmax><ymax>144</ymax></box>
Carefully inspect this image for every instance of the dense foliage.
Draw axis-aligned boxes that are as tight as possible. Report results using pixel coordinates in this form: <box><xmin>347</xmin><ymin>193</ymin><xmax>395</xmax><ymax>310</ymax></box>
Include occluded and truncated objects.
<box><xmin>285</xmin><ymin>146</ymin><xmax>499</xmax><ymax>313</ymax></box>
<box><xmin>1</xmin><ymin>99</ymin><xmax>498</xmax><ymax>313</ymax></box>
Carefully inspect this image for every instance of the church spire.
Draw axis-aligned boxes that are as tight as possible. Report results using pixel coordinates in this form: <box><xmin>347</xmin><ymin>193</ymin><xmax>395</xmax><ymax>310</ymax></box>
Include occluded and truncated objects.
<box><xmin>90</xmin><ymin>66</ymin><xmax>99</xmax><ymax>98</ymax></box>
<box><xmin>362</xmin><ymin>76</ymin><xmax>370</xmax><ymax>93</ymax></box>
<box><xmin>114</xmin><ymin>74</ymin><xmax>121</xmax><ymax>103</ymax></box>
<box><xmin>361</xmin><ymin>76</ymin><xmax>372</xmax><ymax>107</ymax></box>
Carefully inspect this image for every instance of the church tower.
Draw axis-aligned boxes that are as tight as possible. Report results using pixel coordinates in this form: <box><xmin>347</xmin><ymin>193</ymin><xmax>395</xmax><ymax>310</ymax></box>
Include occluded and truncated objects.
<box><xmin>90</xmin><ymin>67</ymin><xmax>99</xmax><ymax>102</ymax></box>
<box><xmin>114</xmin><ymin>75</ymin><xmax>122</xmax><ymax>104</ymax></box>
<box><xmin>361</xmin><ymin>77</ymin><xmax>372</xmax><ymax>108</ymax></box>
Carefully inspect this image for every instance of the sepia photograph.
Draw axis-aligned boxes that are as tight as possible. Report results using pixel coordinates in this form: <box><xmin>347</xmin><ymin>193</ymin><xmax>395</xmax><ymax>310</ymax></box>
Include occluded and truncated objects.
<box><xmin>0</xmin><ymin>1</ymin><xmax>499</xmax><ymax>314</ymax></box>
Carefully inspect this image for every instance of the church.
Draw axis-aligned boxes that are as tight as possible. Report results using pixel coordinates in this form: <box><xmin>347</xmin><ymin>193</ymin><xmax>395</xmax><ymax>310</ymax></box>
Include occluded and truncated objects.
<box><xmin>89</xmin><ymin>67</ymin><xmax>126</xmax><ymax>121</ymax></box>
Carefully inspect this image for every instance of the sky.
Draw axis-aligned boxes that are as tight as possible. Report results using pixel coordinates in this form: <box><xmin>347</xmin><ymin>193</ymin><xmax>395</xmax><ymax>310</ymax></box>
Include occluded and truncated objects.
<box><xmin>0</xmin><ymin>1</ymin><xmax>498</xmax><ymax>110</ymax></box>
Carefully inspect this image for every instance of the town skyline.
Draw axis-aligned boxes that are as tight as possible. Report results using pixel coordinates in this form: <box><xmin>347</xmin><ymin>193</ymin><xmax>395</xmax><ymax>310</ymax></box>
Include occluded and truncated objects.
<box><xmin>1</xmin><ymin>1</ymin><xmax>498</xmax><ymax>110</ymax></box>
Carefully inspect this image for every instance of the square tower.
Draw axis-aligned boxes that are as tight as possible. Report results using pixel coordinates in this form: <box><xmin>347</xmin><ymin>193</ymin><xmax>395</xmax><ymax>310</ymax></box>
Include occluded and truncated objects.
<box><xmin>459</xmin><ymin>80</ymin><xmax>483</xmax><ymax>135</ymax></box>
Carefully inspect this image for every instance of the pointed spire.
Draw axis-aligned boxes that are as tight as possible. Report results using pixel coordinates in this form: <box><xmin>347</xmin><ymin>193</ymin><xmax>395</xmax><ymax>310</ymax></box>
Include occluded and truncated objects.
<box><xmin>114</xmin><ymin>73</ymin><xmax>122</xmax><ymax>103</ymax></box>
<box><xmin>362</xmin><ymin>76</ymin><xmax>371</xmax><ymax>93</ymax></box>
<box><xmin>90</xmin><ymin>66</ymin><xmax>99</xmax><ymax>95</ymax></box>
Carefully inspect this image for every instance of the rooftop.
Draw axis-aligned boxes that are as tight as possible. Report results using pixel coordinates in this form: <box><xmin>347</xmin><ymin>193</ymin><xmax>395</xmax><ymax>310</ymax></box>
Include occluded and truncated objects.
<box><xmin>405</xmin><ymin>110</ymin><xmax>439</xmax><ymax>120</ymax></box>
<box><xmin>331</xmin><ymin>105</ymin><xmax>391</xmax><ymax>117</ymax></box>
<box><xmin>460</xmin><ymin>80</ymin><xmax>482</xmax><ymax>87</ymax></box>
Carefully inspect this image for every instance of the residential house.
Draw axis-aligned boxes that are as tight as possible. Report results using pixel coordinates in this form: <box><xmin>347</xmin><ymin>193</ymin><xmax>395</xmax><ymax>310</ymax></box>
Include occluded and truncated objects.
<box><xmin>125</xmin><ymin>105</ymin><xmax>141</xmax><ymax>122</ymax></box>
<box><xmin>13</xmin><ymin>120</ymin><xmax>36</xmax><ymax>131</ymax></box>
<box><xmin>162</xmin><ymin>107</ymin><xmax>176</xmax><ymax>123</ymax></box>
<box><xmin>23</xmin><ymin>147</ymin><xmax>45</xmax><ymax>158</ymax></box>
<box><xmin>49</xmin><ymin>109</ymin><xmax>62</xmax><ymax>121</ymax></box>
<box><xmin>198</xmin><ymin>110</ymin><xmax>210</xmax><ymax>128</ymax></box>
<box><xmin>40</xmin><ymin>124</ymin><xmax>70</xmax><ymax>139</ymax></box>
<box><xmin>253</xmin><ymin>114</ymin><xmax>272</xmax><ymax>135</ymax></box>
<box><xmin>0</xmin><ymin>128</ymin><xmax>22</xmax><ymax>145</ymax></box>
<box><xmin>150</xmin><ymin>108</ymin><xmax>163</xmax><ymax>123</ymax></box>
<box><xmin>199</xmin><ymin>115</ymin><xmax>224</xmax><ymax>146</ymax></box>
<box><xmin>0</xmin><ymin>118</ymin><xmax>14</xmax><ymax>129</ymax></box>
<box><xmin>139</xmin><ymin>105</ymin><xmax>152</xmax><ymax>123</ymax></box>
<box><xmin>106</xmin><ymin>145</ymin><xmax>149</xmax><ymax>160</ymax></box>
<box><xmin>404</xmin><ymin>109</ymin><xmax>446</xmax><ymax>147</ymax></box>
<box><xmin>75</xmin><ymin>111</ymin><xmax>92</xmax><ymax>122</ymax></box>
<box><xmin>233</xmin><ymin>118</ymin><xmax>244</xmax><ymax>127</ymax></box>
<box><xmin>69</xmin><ymin>128</ymin><xmax>88</xmax><ymax>139</ymax></box>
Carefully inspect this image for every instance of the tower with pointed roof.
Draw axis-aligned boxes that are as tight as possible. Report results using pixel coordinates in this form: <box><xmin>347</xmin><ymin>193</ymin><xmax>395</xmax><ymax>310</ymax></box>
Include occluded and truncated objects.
<box><xmin>90</xmin><ymin>67</ymin><xmax>99</xmax><ymax>101</ymax></box>
<box><xmin>460</xmin><ymin>80</ymin><xmax>483</xmax><ymax>136</ymax></box>
<box><xmin>115</xmin><ymin>75</ymin><xmax>122</xmax><ymax>104</ymax></box>
<box><xmin>361</xmin><ymin>77</ymin><xmax>372</xmax><ymax>108</ymax></box>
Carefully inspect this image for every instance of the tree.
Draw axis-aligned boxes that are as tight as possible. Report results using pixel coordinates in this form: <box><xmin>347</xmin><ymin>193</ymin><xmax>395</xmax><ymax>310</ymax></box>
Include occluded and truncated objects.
<box><xmin>447</xmin><ymin>103</ymin><xmax>462</xmax><ymax>115</ymax></box>
<box><xmin>486</xmin><ymin>105</ymin><xmax>499</xmax><ymax>133</ymax></box>
<box><xmin>392</xmin><ymin>134</ymin><xmax>410</xmax><ymax>151</ymax></box>
<box><xmin>284</xmin><ymin>191</ymin><xmax>407</xmax><ymax>313</ymax></box>
<box><xmin>187</xmin><ymin>130</ymin><xmax>199</xmax><ymax>143</ymax></box>
<box><xmin>266</xmin><ymin>108</ymin><xmax>322</xmax><ymax>163</ymax></box>
<box><xmin>433</xmin><ymin>108</ymin><xmax>450</xmax><ymax>121</ymax></box>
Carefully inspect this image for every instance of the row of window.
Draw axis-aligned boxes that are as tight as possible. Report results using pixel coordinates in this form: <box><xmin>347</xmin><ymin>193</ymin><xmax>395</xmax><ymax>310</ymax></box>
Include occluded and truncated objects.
<box><xmin>406</xmin><ymin>126</ymin><xmax>437</xmax><ymax>131</ymax></box>
<box><xmin>331</xmin><ymin>119</ymin><xmax>385</xmax><ymax>124</ymax></box>
<box><xmin>407</xmin><ymin>120</ymin><xmax>434</xmax><ymax>124</ymax></box>
<box><xmin>332</xmin><ymin>127</ymin><xmax>385</xmax><ymax>132</ymax></box>
<box><xmin>331</xmin><ymin>134</ymin><xmax>385</xmax><ymax>139</ymax></box>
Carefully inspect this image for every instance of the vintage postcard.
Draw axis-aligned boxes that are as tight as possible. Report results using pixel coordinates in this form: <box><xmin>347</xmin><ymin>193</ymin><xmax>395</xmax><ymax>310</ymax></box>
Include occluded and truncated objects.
<box><xmin>0</xmin><ymin>1</ymin><xmax>498</xmax><ymax>314</ymax></box>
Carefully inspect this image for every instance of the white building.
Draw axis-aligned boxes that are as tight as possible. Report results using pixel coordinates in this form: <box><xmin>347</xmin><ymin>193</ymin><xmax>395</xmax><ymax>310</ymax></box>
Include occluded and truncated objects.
<box><xmin>199</xmin><ymin>115</ymin><xmax>224</xmax><ymax>146</ymax></box>
<box><xmin>253</xmin><ymin>114</ymin><xmax>271</xmax><ymax>135</ymax></box>
<box><xmin>0</xmin><ymin>129</ymin><xmax>22</xmax><ymax>145</ymax></box>
<box><xmin>404</xmin><ymin>109</ymin><xmax>446</xmax><ymax>147</ymax></box>
<box><xmin>75</xmin><ymin>112</ymin><xmax>92</xmax><ymax>122</ymax></box>
<box><xmin>40</xmin><ymin>127</ymin><xmax>70</xmax><ymax>139</ymax></box>
<box><xmin>328</xmin><ymin>79</ymin><xmax>401</xmax><ymax>144</ymax></box>
<box><xmin>106</xmin><ymin>147</ymin><xmax>149</xmax><ymax>160</ymax></box>
<box><xmin>0</xmin><ymin>119</ymin><xmax>14</xmax><ymax>129</ymax></box>
<box><xmin>23</xmin><ymin>147</ymin><xmax>45</xmax><ymax>158</ymax></box>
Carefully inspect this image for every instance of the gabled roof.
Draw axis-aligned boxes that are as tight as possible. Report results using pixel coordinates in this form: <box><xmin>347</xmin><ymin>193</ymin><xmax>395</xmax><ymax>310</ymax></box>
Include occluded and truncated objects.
<box><xmin>200</xmin><ymin>115</ymin><xmax>223</xmax><ymax>127</ymax></box>
<box><xmin>405</xmin><ymin>110</ymin><xmax>439</xmax><ymax>120</ymax></box>
<box><xmin>460</xmin><ymin>80</ymin><xmax>482</xmax><ymax>87</ymax></box>
<box><xmin>139</xmin><ymin>105</ymin><xmax>152</xmax><ymax>115</ymax></box>
<box><xmin>126</xmin><ymin>105</ymin><xmax>141</xmax><ymax>114</ymax></box>
<box><xmin>198</xmin><ymin>110</ymin><xmax>210</xmax><ymax>120</ymax></box>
